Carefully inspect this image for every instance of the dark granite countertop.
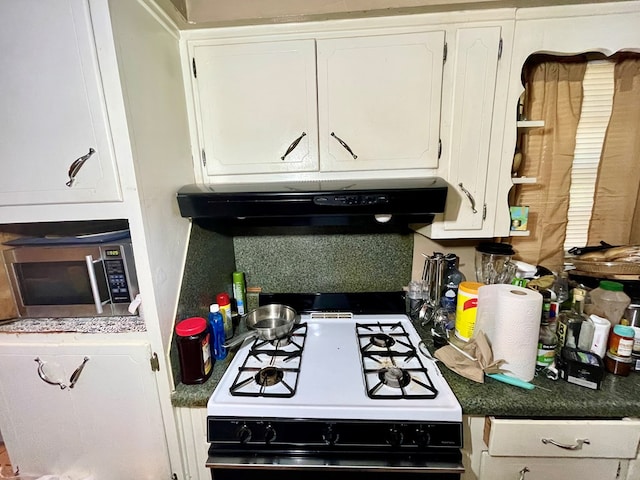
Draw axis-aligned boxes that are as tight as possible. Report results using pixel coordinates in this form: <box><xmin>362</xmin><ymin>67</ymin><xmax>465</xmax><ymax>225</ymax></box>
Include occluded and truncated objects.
<box><xmin>171</xmin><ymin>322</ymin><xmax>640</xmax><ymax>418</ymax></box>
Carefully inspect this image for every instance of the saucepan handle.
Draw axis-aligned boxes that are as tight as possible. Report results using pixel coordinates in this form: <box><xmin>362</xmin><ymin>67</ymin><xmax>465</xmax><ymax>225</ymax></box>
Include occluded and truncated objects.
<box><xmin>223</xmin><ymin>330</ymin><xmax>257</xmax><ymax>349</ymax></box>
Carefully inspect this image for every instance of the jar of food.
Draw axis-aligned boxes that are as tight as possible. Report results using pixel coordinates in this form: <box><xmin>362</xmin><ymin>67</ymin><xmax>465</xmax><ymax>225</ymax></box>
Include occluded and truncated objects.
<box><xmin>605</xmin><ymin>352</ymin><xmax>633</xmax><ymax>376</ymax></box>
<box><xmin>176</xmin><ymin>317</ymin><xmax>212</xmax><ymax>385</ymax></box>
<box><xmin>608</xmin><ymin>324</ymin><xmax>635</xmax><ymax>358</ymax></box>
<box><xmin>586</xmin><ymin>280</ymin><xmax>631</xmax><ymax>326</ymax></box>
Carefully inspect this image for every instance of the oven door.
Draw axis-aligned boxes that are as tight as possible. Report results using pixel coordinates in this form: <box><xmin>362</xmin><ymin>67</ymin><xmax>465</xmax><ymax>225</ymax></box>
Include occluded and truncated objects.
<box><xmin>207</xmin><ymin>451</ymin><xmax>464</xmax><ymax>479</ymax></box>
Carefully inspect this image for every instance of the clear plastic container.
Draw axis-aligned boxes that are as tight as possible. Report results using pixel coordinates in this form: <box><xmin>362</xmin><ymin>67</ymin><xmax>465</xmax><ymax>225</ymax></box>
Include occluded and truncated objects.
<box><xmin>586</xmin><ymin>280</ymin><xmax>631</xmax><ymax>326</ymax></box>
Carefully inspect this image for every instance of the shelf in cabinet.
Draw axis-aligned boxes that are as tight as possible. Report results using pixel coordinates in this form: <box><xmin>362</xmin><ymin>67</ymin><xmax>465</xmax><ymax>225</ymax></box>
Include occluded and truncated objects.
<box><xmin>509</xmin><ymin>230</ymin><xmax>530</xmax><ymax>237</ymax></box>
<box><xmin>512</xmin><ymin>176</ymin><xmax>537</xmax><ymax>184</ymax></box>
<box><xmin>516</xmin><ymin>120</ymin><xmax>545</xmax><ymax>128</ymax></box>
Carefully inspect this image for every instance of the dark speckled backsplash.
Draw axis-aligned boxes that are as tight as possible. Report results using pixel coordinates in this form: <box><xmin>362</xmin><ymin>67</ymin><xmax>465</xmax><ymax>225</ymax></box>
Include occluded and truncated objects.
<box><xmin>234</xmin><ymin>233</ymin><xmax>413</xmax><ymax>294</ymax></box>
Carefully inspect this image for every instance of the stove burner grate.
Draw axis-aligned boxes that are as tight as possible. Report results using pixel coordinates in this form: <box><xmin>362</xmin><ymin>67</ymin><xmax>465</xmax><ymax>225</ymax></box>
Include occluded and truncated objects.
<box><xmin>356</xmin><ymin>322</ymin><xmax>439</xmax><ymax>400</ymax></box>
<box><xmin>228</xmin><ymin>323</ymin><xmax>307</xmax><ymax>398</ymax></box>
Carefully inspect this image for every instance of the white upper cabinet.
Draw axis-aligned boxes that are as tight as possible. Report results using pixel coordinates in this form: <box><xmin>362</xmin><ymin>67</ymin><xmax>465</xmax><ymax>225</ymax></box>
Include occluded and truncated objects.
<box><xmin>185</xmin><ymin>27</ymin><xmax>446</xmax><ymax>182</ymax></box>
<box><xmin>0</xmin><ymin>0</ymin><xmax>121</xmax><ymax>206</ymax></box>
<box><xmin>191</xmin><ymin>40</ymin><xmax>319</xmax><ymax>176</ymax></box>
<box><xmin>416</xmin><ymin>22</ymin><xmax>512</xmax><ymax>239</ymax></box>
<box><xmin>317</xmin><ymin>32</ymin><xmax>445</xmax><ymax>172</ymax></box>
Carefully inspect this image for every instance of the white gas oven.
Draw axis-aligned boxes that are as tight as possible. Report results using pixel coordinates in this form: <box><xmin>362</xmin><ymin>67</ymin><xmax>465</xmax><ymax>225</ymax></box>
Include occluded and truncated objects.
<box><xmin>206</xmin><ymin>292</ymin><xmax>463</xmax><ymax>480</ymax></box>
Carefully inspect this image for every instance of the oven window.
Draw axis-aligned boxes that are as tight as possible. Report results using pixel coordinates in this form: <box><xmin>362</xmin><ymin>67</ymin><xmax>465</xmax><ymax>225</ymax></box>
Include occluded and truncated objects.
<box><xmin>15</xmin><ymin>261</ymin><xmax>108</xmax><ymax>305</ymax></box>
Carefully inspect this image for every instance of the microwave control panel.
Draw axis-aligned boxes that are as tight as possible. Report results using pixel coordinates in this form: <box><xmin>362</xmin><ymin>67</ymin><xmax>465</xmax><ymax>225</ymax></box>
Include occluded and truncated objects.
<box><xmin>103</xmin><ymin>247</ymin><xmax>131</xmax><ymax>303</ymax></box>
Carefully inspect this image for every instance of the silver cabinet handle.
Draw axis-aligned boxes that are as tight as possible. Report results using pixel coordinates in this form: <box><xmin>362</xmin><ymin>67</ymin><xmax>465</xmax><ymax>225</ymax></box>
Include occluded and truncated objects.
<box><xmin>331</xmin><ymin>132</ymin><xmax>358</xmax><ymax>159</ymax></box>
<box><xmin>69</xmin><ymin>357</ymin><xmax>90</xmax><ymax>389</ymax></box>
<box><xmin>518</xmin><ymin>467</ymin><xmax>530</xmax><ymax>480</ymax></box>
<box><xmin>35</xmin><ymin>357</ymin><xmax>67</xmax><ymax>390</ymax></box>
<box><xmin>85</xmin><ymin>255</ymin><xmax>104</xmax><ymax>314</ymax></box>
<box><xmin>66</xmin><ymin>148</ymin><xmax>95</xmax><ymax>187</ymax></box>
<box><xmin>281</xmin><ymin>132</ymin><xmax>306</xmax><ymax>160</ymax></box>
<box><xmin>541</xmin><ymin>438</ymin><xmax>590</xmax><ymax>450</ymax></box>
<box><xmin>458</xmin><ymin>182</ymin><xmax>477</xmax><ymax>214</ymax></box>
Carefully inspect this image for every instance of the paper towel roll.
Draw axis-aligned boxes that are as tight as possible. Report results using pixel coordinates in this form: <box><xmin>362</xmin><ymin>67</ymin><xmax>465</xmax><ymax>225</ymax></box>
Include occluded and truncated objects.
<box><xmin>473</xmin><ymin>284</ymin><xmax>543</xmax><ymax>382</ymax></box>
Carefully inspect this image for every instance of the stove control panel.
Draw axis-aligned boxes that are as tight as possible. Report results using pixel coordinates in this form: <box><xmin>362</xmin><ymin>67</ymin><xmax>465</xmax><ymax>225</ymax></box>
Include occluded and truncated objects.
<box><xmin>209</xmin><ymin>417</ymin><xmax>462</xmax><ymax>451</ymax></box>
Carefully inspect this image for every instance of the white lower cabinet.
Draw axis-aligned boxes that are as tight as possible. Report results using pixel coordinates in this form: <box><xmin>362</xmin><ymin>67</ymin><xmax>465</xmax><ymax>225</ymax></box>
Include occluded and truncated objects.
<box><xmin>0</xmin><ymin>337</ymin><xmax>170</xmax><ymax>479</ymax></box>
<box><xmin>466</xmin><ymin>416</ymin><xmax>640</xmax><ymax>480</ymax></box>
<box><xmin>480</xmin><ymin>452</ymin><xmax>624</xmax><ymax>480</ymax></box>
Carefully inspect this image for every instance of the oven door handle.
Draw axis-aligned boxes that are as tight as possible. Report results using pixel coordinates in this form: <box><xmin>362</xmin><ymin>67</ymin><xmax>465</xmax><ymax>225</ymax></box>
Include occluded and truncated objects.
<box><xmin>85</xmin><ymin>255</ymin><xmax>104</xmax><ymax>314</ymax></box>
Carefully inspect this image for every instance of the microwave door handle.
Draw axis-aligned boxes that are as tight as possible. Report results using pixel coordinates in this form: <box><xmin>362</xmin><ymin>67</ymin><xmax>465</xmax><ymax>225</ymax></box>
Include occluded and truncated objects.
<box><xmin>85</xmin><ymin>255</ymin><xmax>104</xmax><ymax>314</ymax></box>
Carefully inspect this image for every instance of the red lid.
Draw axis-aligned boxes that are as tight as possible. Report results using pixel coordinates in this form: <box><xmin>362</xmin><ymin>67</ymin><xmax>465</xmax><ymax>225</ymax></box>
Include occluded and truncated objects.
<box><xmin>216</xmin><ymin>292</ymin><xmax>230</xmax><ymax>305</ymax></box>
<box><xmin>175</xmin><ymin>317</ymin><xmax>207</xmax><ymax>336</ymax></box>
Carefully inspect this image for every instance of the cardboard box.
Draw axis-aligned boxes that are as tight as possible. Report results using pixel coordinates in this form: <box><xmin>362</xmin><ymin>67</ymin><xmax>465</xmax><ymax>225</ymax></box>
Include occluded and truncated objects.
<box><xmin>509</xmin><ymin>206</ymin><xmax>529</xmax><ymax>231</ymax></box>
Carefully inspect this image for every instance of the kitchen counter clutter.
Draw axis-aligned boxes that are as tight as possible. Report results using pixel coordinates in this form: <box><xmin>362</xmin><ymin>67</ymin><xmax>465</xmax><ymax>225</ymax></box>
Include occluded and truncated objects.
<box><xmin>170</xmin><ymin>323</ymin><xmax>640</xmax><ymax>418</ymax></box>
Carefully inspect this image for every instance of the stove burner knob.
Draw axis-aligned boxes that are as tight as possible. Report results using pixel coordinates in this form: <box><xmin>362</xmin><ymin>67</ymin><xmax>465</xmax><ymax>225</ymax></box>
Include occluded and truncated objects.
<box><xmin>237</xmin><ymin>424</ymin><xmax>252</xmax><ymax>444</ymax></box>
<box><xmin>322</xmin><ymin>425</ymin><xmax>339</xmax><ymax>445</ymax></box>
<box><xmin>387</xmin><ymin>427</ymin><xmax>404</xmax><ymax>447</ymax></box>
<box><xmin>264</xmin><ymin>424</ymin><xmax>277</xmax><ymax>444</ymax></box>
<box><xmin>415</xmin><ymin>427</ymin><xmax>431</xmax><ymax>447</ymax></box>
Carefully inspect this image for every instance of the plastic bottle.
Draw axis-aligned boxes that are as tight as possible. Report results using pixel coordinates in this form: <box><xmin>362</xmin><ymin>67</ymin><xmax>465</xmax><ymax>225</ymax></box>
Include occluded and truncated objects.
<box><xmin>454</xmin><ymin>281</ymin><xmax>483</xmax><ymax>342</ymax></box>
<box><xmin>441</xmin><ymin>254</ymin><xmax>466</xmax><ymax>313</ymax></box>
<box><xmin>175</xmin><ymin>317</ymin><xmax>212</xmax><ymax>385</ymax></box>
<box><xmin>232</xmin><ymin>271</ymin><xmax>247</xmax><ymax>316</ymax></box>
<box><xmin>536</xmin><ymin>320</ymin><xmax>557</xmax><ymax>368</ymax></box>
<box><xmin>209</xmin><ymin>304</ymin><xmax>227</xmax><ymax>361</ymax></box>
<box><xmin>586</xmin><ymin>280</ymin><xmax>631</xmax><ymax>326</ymax></box>
<box><xmin>216</xmin><ymin>292</ymin><xmax>233</xmax><ymax>339</ymax></box>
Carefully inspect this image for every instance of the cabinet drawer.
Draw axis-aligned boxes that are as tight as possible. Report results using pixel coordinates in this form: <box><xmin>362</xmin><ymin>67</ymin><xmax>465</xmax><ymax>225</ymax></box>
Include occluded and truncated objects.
<box><xmin>484</xmin><ymin>417</ymin><xmax>640</xmax><ymax>458</ymax></box>
<box><xmin>479</xmin><ymin>451</ymin><xmax>625</xmax><ymax>480</ymax></box>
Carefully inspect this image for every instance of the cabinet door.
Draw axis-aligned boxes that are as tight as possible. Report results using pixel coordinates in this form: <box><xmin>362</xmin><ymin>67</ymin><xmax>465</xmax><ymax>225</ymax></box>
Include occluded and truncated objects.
<box><xmin>192</xmin><ymin>40</ymin><xmax>318</xmax><ymax>177</ymax></box>
<box><xmin>0</xmin><ymin>0</ymin><xmax>122</xmax><ymax>206</ymax></box>
<box><xmin>0</xmin><ymin>341</ymin><xmax>170</xmax><ymax>480</ymax></box>
<box><xmin>0</xmin><ymin>348</ymin><xmax>85</xmax><ymax>477</ymax></box>
<box><xmin>317</xmin><ymin>31</ymin><xmax>445</xmax><ymax>172</ymax></box>
<box><xmin>479</xmin><ymin>451</ymin><xmax>624</xmax><ymax>480</ymax></box>
<box><xmin>442</xmin><ymin>26</ymin><xmax>502</xmax><ymax>232</ymax></box>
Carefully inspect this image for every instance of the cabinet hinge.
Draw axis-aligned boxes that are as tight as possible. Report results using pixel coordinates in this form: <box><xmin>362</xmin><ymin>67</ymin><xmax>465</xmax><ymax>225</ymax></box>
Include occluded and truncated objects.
<box><xmin>616</xmin><ymin>461</ymin><xmax>621</xmax><ymax>479</ymax></box>
<box><xmin>201</xmin><ymin>149</ymin><xmax>207</xmax><ymax>167</ymax></box>
<box><xmin>438</xmin><ymin>139</ymin><xmax>442</xmax><ymax>159</ymax></box>
<box><xmin>498</xmin><ymin>38</ymin><xmax>503</xmax><ymax>60</ymax></box>
<box><xmin>443</xmin><ymin>42</ymin><xmax>448</xmax><ymax>64</ymax></box>
<box><xmin>482</xmin><ymin>203</ymin><xmax>487</xmax><ymax>221</ymax></box>
<box><xmin>192</xmin><ymin>57</ymin><xmax>197</xmax><ymax>78</ymax></box>
<box><xmin>150</xmin><ymin>352</ymin><xmax>160</xmax><ymax>372</ymax></box>
<box><xmin>171</xmin><ymin>474</ymin><xmax>178</xmax><ymax>480</ymax></box>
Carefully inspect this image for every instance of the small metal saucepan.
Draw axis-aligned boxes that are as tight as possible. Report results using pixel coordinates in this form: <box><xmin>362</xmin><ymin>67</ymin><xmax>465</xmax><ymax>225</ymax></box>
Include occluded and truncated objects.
<box><xmin>223</xmin><ymin>304</ymin><xmax>299</xmax><ymax>349</ymax></box>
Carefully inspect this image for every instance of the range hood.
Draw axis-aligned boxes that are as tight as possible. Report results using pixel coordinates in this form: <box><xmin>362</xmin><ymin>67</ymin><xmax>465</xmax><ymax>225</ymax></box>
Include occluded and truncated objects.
<box><xmin>177</xmin><ymin>177</ymin><xmax>448</xmax><ymax>234</ymax></box>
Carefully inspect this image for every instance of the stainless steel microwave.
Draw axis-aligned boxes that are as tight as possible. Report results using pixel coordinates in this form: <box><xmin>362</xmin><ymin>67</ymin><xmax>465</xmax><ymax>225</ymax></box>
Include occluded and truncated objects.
<box><xmin>2</xmin><ymin>241</ymin><xmax>139</xmax><ymax>318</ymax></box>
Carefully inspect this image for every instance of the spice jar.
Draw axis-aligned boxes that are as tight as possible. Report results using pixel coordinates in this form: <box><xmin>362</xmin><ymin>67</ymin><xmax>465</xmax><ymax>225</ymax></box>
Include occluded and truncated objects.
<box><xmin>608</xmin><ymin>324</ymin><xmax>635</xmax><ymax>358</ymax></box>
<box><xmin>176</xmin><ymin>317</ymin><xmax>212</xmax><ymax>385</ymax></box>
<box><xmin>605</xmin><ymin>352</ymin><xmax>632</xmax><ymax>376</ymax></box>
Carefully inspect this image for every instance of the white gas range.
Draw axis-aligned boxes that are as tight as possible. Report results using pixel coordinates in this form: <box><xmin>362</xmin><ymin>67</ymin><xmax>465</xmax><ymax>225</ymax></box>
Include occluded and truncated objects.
<box><xmin>206</xmin><ymin>292</ymin><xmax>463</xmax><ymax>480</ymax></box>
